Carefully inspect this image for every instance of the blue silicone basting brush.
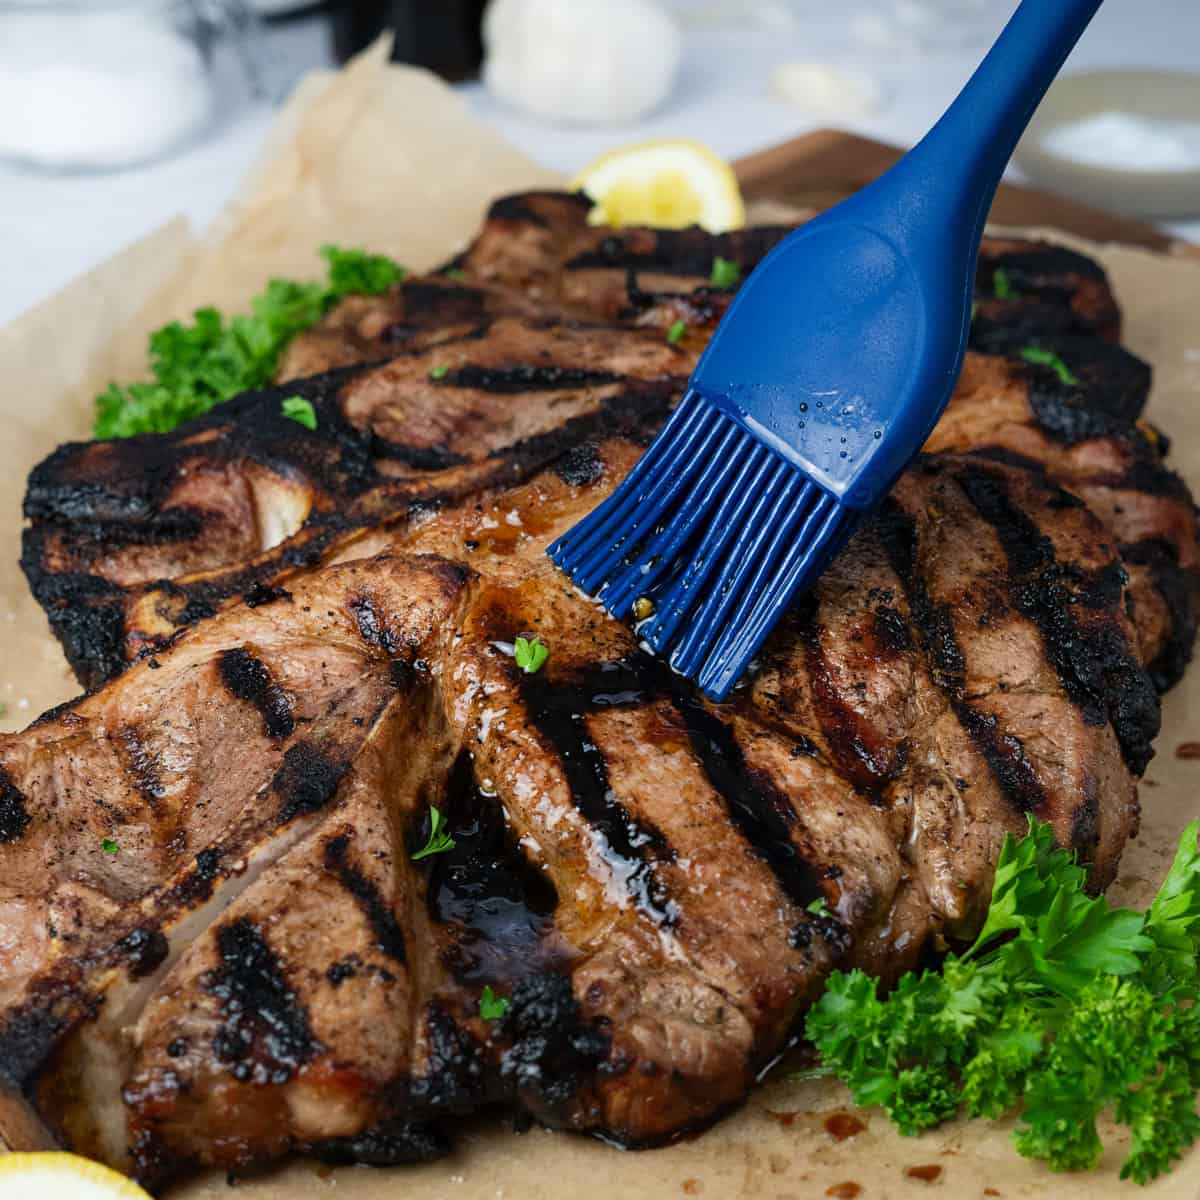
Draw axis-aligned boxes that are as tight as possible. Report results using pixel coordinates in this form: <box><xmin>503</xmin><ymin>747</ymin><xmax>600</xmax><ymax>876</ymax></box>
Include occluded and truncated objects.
<box><xmin>549</xmin><ymin>0</ymin><xmax>1103</xmax><ymax>701</ymax></box>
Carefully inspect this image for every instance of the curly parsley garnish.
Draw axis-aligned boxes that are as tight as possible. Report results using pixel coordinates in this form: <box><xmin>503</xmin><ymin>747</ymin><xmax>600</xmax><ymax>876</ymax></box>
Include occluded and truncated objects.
<box><xmin>513</xmin><ymin>635</ymin><xmax>549</xmax><ymax>675</ymax></box>
<box><xmin>479</xmin><ymin>985</ymin><xmax>511</xmax><ymax>1021</ymax></box>
<box><xmin>805</xmin><ymin>817</ymin><xmax>1200</xmax><ymax>1185</ymax></box>
<box><xmin>710</xmin><ymin>256</ymin><xmax>741</xmax><ymax>288</ymax></box>
<box><xmin>1021</xmin><ymin>345</ymin><xmax>1080</xmax><ymax>387</ymax></box>
<box><xmin>95</xmin><ymin>246</ymin><xmax>405</xmax><ymax>439</ymax></box>
<box><xmin>280</xmin><ymin>395</ymin><xmax>317</xmax><ymax>430</ymax></box>
<box><xmin>100</xmin><ymin>838</ymin><xmax>120</xmax><ymax>856</ymax></box>
<box><xmin>412</xmin><ymin>806</ymin><xmax>455</xmax><ymax>862</ymax></box>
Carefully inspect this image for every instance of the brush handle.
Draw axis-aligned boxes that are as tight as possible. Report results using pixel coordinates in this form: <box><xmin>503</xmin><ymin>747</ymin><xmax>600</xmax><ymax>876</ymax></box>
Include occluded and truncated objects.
<box><xmin>876</xmin><ymin>0</ymin><xmax>1104</xmax><ymax>256</ymax></box>
<box><xmin>689</xmin><ymin>0</ymin><xmax>1104</xmax><ymax>510</ymax></box>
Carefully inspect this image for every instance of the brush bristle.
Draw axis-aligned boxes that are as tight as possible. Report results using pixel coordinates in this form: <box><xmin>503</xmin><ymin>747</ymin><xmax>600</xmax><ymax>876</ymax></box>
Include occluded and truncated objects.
<box><xmin>548</xmin><ymin>388</ymin><xmax>861</xmax><ymax>701</ymax></box>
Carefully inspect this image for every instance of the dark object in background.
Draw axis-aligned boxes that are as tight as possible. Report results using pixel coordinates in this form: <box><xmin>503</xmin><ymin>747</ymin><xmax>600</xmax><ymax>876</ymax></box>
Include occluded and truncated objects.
<box><xmin>331</xmin><ymin>0</ymin><xmax>487</xmax><ymax>81</ymax></box>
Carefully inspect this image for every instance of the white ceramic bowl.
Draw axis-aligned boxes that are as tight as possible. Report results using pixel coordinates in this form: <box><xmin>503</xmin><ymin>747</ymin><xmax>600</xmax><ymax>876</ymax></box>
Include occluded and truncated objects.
<box><xmin>1015</xmin><ymin>70</ymin><xmax>1200</xmax><ymax>220</ymax></box>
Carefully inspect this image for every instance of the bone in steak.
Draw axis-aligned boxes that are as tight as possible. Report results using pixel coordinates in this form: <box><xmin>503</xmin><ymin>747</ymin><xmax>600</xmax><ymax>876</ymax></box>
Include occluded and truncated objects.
<box><xmin>3</xmin><ymin>193</ymin><xmax>1197</xmax><ymax>1190</ymax></box>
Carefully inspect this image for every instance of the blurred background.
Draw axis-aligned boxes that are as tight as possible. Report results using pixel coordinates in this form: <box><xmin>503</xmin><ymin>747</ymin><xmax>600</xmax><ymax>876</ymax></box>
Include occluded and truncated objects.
<box><xmin>1</xmin><ymin>0</ymin><xmax>1198</xmax><ymax>324</ymax></box>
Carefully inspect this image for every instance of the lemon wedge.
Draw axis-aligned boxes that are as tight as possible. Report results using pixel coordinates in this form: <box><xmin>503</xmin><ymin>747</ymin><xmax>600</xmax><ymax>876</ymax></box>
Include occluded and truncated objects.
<box><xmin>571</xmin><ymin>139</ymin><xmax>746</xmax><ymax>233</ymax></box>
<box><xmin>0</xmin><ymin>1153</ymin><xmax>152</xmax><ymax>1198</ymax></box>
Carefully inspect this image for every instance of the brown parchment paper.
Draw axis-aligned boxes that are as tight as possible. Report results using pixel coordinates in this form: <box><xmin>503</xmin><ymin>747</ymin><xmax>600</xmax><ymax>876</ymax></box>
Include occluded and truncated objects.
<box><xmin>3</xmin><ymin>43</ymin><xmax>1200</xmax><ymax>1200</ymax></box>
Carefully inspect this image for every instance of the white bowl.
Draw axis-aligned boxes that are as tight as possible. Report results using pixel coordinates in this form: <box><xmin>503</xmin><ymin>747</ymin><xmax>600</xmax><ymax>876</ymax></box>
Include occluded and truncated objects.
<box><xmin>1015</xmin><ymin>70</ymin><xmax>1200</xmax><ymax>221</ymax></box>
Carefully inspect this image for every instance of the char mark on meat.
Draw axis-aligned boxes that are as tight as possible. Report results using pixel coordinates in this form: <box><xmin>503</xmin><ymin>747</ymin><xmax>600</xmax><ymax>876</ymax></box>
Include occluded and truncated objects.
<box><xmin>2</xmin><ymin>192</ymin><xmax>1196</xmax><ymax>1185</ymax></box>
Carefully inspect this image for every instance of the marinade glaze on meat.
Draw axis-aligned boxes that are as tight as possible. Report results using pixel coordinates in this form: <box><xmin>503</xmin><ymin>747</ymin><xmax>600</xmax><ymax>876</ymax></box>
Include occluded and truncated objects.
<box><xmin>5</xmin><ymin>193</ymin><xmax>1198</xmax><ymax>1188</ymax></box>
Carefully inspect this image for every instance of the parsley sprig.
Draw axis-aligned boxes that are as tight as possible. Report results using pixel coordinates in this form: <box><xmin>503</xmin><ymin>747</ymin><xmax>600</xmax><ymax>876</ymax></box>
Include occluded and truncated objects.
<box><xmin>805</xmin><ymin>818</ymin><xmax>1200</xmax><ymax>1184</ymax></box>
<box><xmin>280</xmin><ymin>395</ymin><xmax>317</xmax><ymax>430</ymax></box>
<box><xmin>412</xmin><ymin>806</ymin><xmax>455</xmax><ymax>862</ymax></box>
<box><xmin>95</xmin><ymin>246</ymin><xmax>405</xmax><ymax>439</ymax></box>
<box><xmin>479</xmin><ymin>985</ymin><xmax>511</xmax><ymax>1021</ymax></box>
<box><xmin>514</xmin><ymin>635</ymin><xmax>549</xmax><ymax>675</ymax></box>
<box><xmin>710</xmin><ymin>256</ymin><xmax>741</xmax><ymax>288</ymax></box>
<box><xmin>1021</xmin><ymin>345</ymin><xmax>1080</xmax><ymax>387</ymax></box>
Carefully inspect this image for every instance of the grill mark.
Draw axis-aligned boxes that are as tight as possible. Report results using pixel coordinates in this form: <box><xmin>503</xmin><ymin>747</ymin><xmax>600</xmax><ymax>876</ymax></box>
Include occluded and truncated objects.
<box><xmin>666</xmin><ymin>681</ymin><xmax>826</xmax><ymax>917</ymax></box>
<box><xmin>801</xmin><ymin>625</ymin><xmax>907</xmax><ymax>800</ymax></box>
<box><xmin>400</xmin><ymin>280</ymin><xmax>490</xmax><ymax>321</ymax></box>
<box><xmin>520</xmin><ymin>662</ymin><xmax>678</xmax><ymax>927</ymax></box>
<box><xmin>217</xmin><ymin>648</ymin><xmax>294</xmax><ymax>740</ymax></box>
<box><xmin>874</xmin><ymin>497</ymin><xmax>1049</xmax><ymax>814</ymax></box>
<box><xmin>370</xmin><ymin>437</ymin><xmax>471</xmax><ymax>471</ymax></box>
<box><xmin>526</xmin><ymin>654</ymin><xmax>836</xmax><ymax>937</ymax></box>
<box><xmin>950</xmin><ymin>704</ymin><xmax>1046</xmax><ymax>813</ymax></box>
<box><xmin>1071</xmin><ymin>773</ymin><xmax>1101</xmax><ymax>857</ymax></box>
<box><xmin>272</xmin><ymin>742</ymin><xmax>347</xmax><ymax>825</ymax></box>
<box><xmin>119</xmin><ymin>727</ymin><xmax>165</xmax><ymax>810</ymax></box>
<box><xmin>350</xmin><ymin>592</ymin><xmax>399</xmax><ymax>655</ymax></box>
<box><xmin>323</xmin><ymin>834</ymin><xmax>407</xmax><ymax>963</ymax></box>
<box><xmin>117</xmin><ymin>926</ymin><xmax>170</xmax><ymax>980</ymax></box>
<box><xmin>243</xmin><ymin>582</ymin><xmax>292</xmax><ymax>609</ymax></box>
<box><xmin>440</xmin><ymin>365</ymin><xmax>624</xmax><ymax>394</ymax></box>
<box><xmin>554</xmin><ymin>442</ymin><xmax>605</xmax><ymax>487</ymax></box>
<box><xmin>204</xmin><ymin>918</ymin><xmax>319</xmax><ymax>1084</ymax></box>
<box><xmin>873</xmin><ymin>605</ymin><xmax>913</xmax><ymax>654</ymax></box>
<box><xmin>957</xmin><ymin>467</ymin><xmax>1158</xmax><ymax>774</ymax></box>
<box><xmin>0</xmin><ymin>765</ymin><xmax>32</xmax><ymax>842</ymax></box>
<box><xmin>171</xmin><ymin>847</ymin><xmax>222</xmax><ymax>906</ymax></box>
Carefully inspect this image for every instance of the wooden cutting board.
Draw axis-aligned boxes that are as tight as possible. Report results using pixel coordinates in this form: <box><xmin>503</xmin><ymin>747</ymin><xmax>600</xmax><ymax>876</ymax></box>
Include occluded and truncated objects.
<box><xmin>735</xmin><ymin>128</ymin><xmax>1200</xmax><ymax>257</ymax></box>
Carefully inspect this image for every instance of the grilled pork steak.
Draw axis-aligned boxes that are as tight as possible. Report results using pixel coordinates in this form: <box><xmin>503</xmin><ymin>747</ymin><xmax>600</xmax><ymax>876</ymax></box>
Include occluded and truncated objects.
<box><xmin>5</xmin><ymin>193</ymin><xmax>1198</xmax><ymax>1188</ymax></box>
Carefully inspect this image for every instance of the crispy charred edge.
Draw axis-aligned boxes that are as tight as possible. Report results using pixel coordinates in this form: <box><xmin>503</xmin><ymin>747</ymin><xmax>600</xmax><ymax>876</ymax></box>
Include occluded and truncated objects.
<box><xmin>954</xmin><ymin>463</ymin><xmax>1159</xmax><ymax>775</ymax></box>
<box><xmin>873</xmin><ymin>487</ymin><xmax>1050</xmax><ymax>817</ymax></box>
<box><xmin>18</xmin><ymin>566</ymin><xmax>131</xmax><ymax>691</ymax></box>
<box><xmin>498</xmin><ymin>973</ymin><xmax>613</xmax><ymax>1126</ymax></box>
<box><xmin>976</xmin><ymin>241</ymin><xmax>1119</xmax><ymax>339</ymax></box>
<box><xmin>0</xmin><ymin>762</ymin><xmax>33</xmax><ymax>842</ymax></box>
<box><xmin>24</xmin><ymin>363</ymin><xmax>379</xmax><ymax>528</ymax></box>
<box><xmin>1021</xmin><ymin>352</ymin><xmax>1155</xmax><ymax>448</ymax></box>
<box><xmin>1121</xmin><ymin>537</ymin><xmax>1200</xmax><ymax>692</ymax></box>
<box><xmin>21</xmin><ymin>364</ymin><xmax>381</xmax><ymax>688</ymax></box>
<box><xmin>28</xmin><ymin>359</ymin><xmax>678</xmax><ymax>692</ymax></box>
<box><xmin>565</xmin><ymin>224</ymin><xmax>794</xmax><ymax>279</ymax></box>
<box><xmin>313</xmin><ymin>1120</ymin><xmax>450</xmax><ymax>1167</ymax></box>
<box><xmin>0</xmin><ymin>981</ymin><xmax>88</xmax><ymax>1092</ymax></box>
